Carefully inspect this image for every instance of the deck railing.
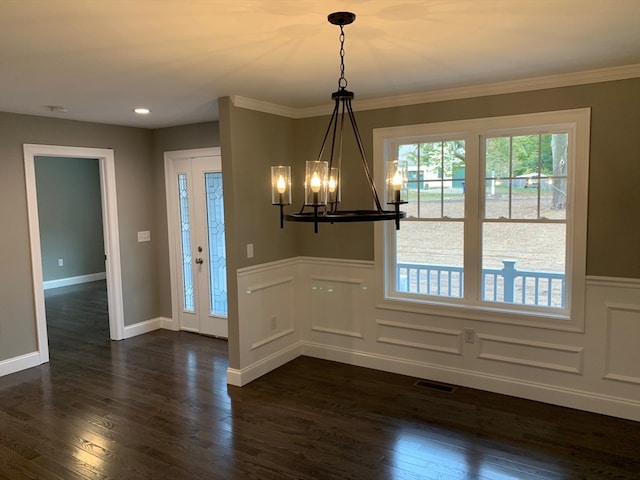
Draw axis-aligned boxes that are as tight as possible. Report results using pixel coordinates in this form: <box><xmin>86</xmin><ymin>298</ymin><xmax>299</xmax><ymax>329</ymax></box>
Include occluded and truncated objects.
<box><xmin>396</xmin><ymin>260</ymin><xmax>565</xmax><ymax>308</ymax></box>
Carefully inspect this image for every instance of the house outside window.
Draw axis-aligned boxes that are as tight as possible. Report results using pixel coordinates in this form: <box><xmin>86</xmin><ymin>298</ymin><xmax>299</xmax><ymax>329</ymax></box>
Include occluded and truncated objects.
<box><xmin>374</xmin><ymin>109</ymin><xmax>590</xmax><ymax>328</ymax></box>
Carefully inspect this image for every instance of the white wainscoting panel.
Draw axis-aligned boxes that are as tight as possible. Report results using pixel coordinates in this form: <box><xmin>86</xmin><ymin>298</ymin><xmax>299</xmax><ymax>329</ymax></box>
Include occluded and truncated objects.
<box><xmin>604</xmin><ymin>303</ymin><xmax>640</xmax><ymax>385</ymax></box>
<box><xmin>310</xmin><ymin>275</ymin><xmax>366</xmax><ymax>339</ymax></box>
<box><xmin>233</xmin><ymin>259</ymin><xmax>302</xmax><ymax>386</ymax></box>
<box><xmin>299</xmin><ymin>258</ymin><xmax>376</xmax><ymax>350</ymax></box>
<box><xmin>376</xmin><ymin>319</ymin><xmax>463</xmax><ymax>355</ymax></box>
<box><xmin>477</xmin><ymin>334</ymin><xmax>583</xmax><ymax>374</ymax></box>
<box><xmin>231</xmin><ymin>259</ymin><xmax>640</xmax><ymax>420</ymax></box>
<box><xmin>584</xmin><ymin>277</ymin><xmax>640</xmax><ymax>411</ymax></box>
<box><xmin>244</xmin><ymin>276</ymin><xmax>295</xmax><ymax>350</ymax></box>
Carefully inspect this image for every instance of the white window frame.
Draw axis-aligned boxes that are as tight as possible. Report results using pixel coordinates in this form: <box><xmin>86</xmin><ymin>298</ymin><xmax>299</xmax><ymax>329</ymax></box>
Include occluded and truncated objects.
<box><xmin>373</xmin><ymin>108</ymin><xmax>590</xmax><ymax>331</ymax></box>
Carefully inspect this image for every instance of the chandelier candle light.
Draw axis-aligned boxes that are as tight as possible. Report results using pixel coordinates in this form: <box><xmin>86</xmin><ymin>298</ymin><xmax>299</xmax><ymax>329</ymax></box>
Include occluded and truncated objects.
<box><xmin>271</xmin><ymin>11</ymin><xmax>408</xmax><ymax>233</ymax></box>
<box><xmin>271</xmin><ymin>166</ymin><xmax>292</xmax><ymax>228</ymax></box>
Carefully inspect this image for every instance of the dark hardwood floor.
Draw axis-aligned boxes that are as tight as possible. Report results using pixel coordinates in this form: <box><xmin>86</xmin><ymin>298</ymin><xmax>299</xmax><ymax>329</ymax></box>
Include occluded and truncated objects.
<box><xmin>1</xmin><ymin>281</ymin><xmax>639</xmax><ymax>479</ymax></box>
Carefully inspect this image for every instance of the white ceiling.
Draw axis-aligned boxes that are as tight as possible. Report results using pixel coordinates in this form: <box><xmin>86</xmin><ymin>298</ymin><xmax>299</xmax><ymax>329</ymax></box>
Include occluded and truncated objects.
<box><xmin>2</xmin><ymin>0</ymin><xmax>639</xmax><ymax>129</ymax></box>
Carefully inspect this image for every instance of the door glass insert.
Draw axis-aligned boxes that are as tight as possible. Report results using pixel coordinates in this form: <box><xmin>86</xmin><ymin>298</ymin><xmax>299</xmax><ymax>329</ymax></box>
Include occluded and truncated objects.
<box><xmin>205</xmin><ymin>172</ymin><xmax>228</xmax><ymax>316</ymax></box>
<box><xmin>178</xmin><ymin>174</ymin><xmax>195</xmax><ymax>312</ymax></box>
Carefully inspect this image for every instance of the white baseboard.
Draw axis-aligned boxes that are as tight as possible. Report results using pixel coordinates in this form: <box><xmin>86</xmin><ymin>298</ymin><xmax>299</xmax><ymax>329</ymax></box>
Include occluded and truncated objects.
<box><xmin>43</xmin><ymin>272</ymin><xmax>106</xmax><ymax>290</ymax></box>
<box><xmin>227</xmin><ymin>342</ymin><xmax>303</xmax><ymax>387</ymax></box>
<box><xmin>302</xmin><ymin>342</ymin><xmax>640</xmax><ymax>422</ymax></box>
<box><xmin>161</xmin><ymin>316</ymin><xmax>179</xmax><ymax>331</ymax></box>
<box><xmin>2</xmin><ymin>316</ymin><xmax>169</xmax><ymax>377</ymax></box>
<box><xmin>123</xmin><ymin>317</ymin><xmax>171</xmax><ymax>339</ymax></box>
<box><xmin>0</xmin><ymin>351</ymin><xmax>42</xmax><ymax>377</ymax></box>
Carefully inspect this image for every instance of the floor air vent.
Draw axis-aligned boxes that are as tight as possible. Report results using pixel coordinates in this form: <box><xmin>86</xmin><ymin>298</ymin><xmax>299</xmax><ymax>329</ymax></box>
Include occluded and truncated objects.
<box><xmin>414</xmin><ymin>379</ymin><xmax>457</xmax><ymax>393</ymax></box>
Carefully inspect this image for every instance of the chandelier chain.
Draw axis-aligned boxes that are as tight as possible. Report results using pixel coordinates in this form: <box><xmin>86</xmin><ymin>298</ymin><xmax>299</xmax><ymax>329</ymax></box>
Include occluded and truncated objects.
<box><xmin>338</xmin><ymin>25</ymin><xmax>348</xmax><ymax>89</ymax></box>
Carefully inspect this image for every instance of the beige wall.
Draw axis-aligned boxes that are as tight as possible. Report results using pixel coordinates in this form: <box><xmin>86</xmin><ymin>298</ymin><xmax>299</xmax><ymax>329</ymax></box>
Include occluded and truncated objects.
<box><xmin>219</xmin><ymin>97</ymin><xmax>297</xmax><ymax>368</ymax></box>
<box><xmin>35</xmin><ymin>156</ymin><xmax>104</xmax><ymax>282</ymax></box>
<box><xmin>1</xmin><ymin>76</ymin><xmax>638</xmax><ymax>370</ymax></box>
<box><xmin>0</xmin><ymin>114</ymin><xmax>221</xmax><ymax>363</ymax></box>
<box><xmin>0</xmin><ymin>112</ymin><xmax>157</xmax><ymax>360</ymax></box>
<box><xmin>292</xmin><ymin>78</ymin><xmax>640</xmax><ymax>279</ymax></box>
<box><xmin>226</xmin><ymin>78</ymin><xmax>640</xmax><ymax>419</ymax></box>
<box><xmin>291</xmin><ymin>114</ymin><xmax>376</xmax><ymax>258</ymax></box>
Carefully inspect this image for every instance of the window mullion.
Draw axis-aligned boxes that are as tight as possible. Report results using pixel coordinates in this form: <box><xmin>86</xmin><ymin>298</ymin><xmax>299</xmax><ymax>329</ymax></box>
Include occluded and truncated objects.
<box><xmin>508</xmin><ymin>136</ymin><xmax>513</xmax><ymax>219</ymax></box>
<box><xmin>440</xmin><ymin>141</ymin><xmax>445</xmax><ymax>218</ymax></box>
<box><xmin>537</xmin><ymin>134</ymin><xmax>542</xmax><ymax>218</ymax></box>
<box><xmin>464</xmin><ymin>134</ymin><xmax>481</xmax><ymax>303</ymax></box>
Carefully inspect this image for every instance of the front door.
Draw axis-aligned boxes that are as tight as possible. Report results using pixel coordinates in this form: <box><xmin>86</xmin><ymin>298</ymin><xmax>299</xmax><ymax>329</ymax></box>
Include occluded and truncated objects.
<box><xmin>167</xmin><ymin>149</ymin><xmax>228</xmax><ymax>338</ymax></box>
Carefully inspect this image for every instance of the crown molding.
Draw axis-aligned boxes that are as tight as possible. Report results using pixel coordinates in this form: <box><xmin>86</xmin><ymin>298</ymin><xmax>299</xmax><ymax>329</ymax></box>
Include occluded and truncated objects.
<box><xmin>233</xmin><ymin>64</ymin><xmax>640</xmax><ymax>119</ymax></box>
<box><xmin>230</xmin><ymin>96</ymin><xmax>299</xmax><ymax>118</ymax></box>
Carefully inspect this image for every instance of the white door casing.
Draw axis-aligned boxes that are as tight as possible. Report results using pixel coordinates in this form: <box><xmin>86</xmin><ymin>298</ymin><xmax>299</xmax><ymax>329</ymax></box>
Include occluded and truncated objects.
<box><xmin>23</xmin><ymin>144</ymin><xmax>125</xmax><ymax>364</ymax></box>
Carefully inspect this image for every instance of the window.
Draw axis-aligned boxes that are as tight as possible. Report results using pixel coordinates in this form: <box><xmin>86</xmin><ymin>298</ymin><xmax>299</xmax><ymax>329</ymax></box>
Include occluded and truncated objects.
<box><xmin>374</xmin><ymin>109</ymin><xmax>590</xmax><ymax>325</ymax></box>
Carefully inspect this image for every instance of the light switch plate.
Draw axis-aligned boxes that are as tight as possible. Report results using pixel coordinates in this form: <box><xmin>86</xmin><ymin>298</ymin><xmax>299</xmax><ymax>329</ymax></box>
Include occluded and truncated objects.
<box><xmin>137</xmin><ymin>231</ymin><xmax>151</xmax><ymax>242</ymax></box>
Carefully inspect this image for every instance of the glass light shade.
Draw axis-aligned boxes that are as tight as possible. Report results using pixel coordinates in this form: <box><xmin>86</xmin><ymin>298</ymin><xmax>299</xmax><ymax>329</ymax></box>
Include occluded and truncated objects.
<box><xmin>271</xmin><ymin>166</ymin><xmax>291</xmax><ymax>205</ymax></box>
<box><xmin>386</xmin><ymin>160</ymin><xmax>408</xmax><ymax>204</ymax></box>
<box><xmin>305</xmin><ymin>161</ymin><xmax>328</xmax><ymax>205</ymax></box>
<box><xmin>327</xmin><ymin>167</ymin><xmax>340</xmax><ymax>205</ymax></box>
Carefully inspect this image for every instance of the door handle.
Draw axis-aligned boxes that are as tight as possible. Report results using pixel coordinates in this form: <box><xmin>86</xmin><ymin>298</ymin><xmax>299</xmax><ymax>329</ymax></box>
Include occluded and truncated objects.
<box><xmin>195</xmin><ymin>258</ymin><xmax>204</xmax><ymax>265</ymax></box>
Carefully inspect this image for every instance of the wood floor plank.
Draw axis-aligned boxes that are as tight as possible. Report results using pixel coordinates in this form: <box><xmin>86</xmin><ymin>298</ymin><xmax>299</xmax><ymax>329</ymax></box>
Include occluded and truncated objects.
<box><xmin>1</xmin><ymin>280</ymin><xmax>639</xmax><ymax>479</ymax></box>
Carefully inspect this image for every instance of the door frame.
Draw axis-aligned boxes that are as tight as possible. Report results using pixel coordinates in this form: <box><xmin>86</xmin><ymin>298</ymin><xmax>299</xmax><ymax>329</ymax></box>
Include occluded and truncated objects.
<box><xmin>24</xmin><ymin>144</ymin><xmax>125</xmax><ymax>364</ymax></box>
<box><xmin>164</xmin><ymin>147</ymin><xmax>222</xmax><ymax>332</ymax></box>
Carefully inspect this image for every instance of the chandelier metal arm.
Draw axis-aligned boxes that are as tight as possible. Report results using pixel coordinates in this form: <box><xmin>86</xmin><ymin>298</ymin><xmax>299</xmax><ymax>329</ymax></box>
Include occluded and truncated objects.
<box><xmin>328</xmin><ymin>96</ymin><xmax>342</xmax><ymax>172</ymax></box>
<box><xmin>345</xmin><ymin>98</ymin><xmax>384</xmax><ymax>212</ymax></box>
<box><xmin>329</xmin><ymin>97</ymin><xmax>347</xmax><ymax>213</ymax></box>
<box><xmin>316</xmin><ymin>100</ymin><xmax>340</xmax><ymax>162</ymax></box>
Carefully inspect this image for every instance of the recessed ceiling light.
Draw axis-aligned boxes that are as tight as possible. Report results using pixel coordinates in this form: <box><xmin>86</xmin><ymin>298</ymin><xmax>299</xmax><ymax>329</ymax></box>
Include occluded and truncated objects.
<box><xmin>133</xmin><ymin>107</ymin><xmax>151</xmax><ymax>115</ymax></box>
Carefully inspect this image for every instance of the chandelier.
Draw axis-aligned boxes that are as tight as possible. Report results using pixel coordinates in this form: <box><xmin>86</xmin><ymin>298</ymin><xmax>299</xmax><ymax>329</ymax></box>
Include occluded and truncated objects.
<box><xmin>271</xmin><ymin>12</ymin><xmax>407</xmax><ymax>233</ymax></box>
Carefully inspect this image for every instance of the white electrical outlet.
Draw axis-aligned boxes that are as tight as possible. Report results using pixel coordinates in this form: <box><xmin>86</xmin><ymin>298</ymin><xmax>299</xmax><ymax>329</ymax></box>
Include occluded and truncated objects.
<box><xmin>58</xmin><ymin>258</ymin><xmax>64</xmax><ymax>267</ymax></box>
<box><xmin>247</xmin><ymin>243</ymin><xmax>254</xmax><ymax>258</ymax></box>
<box><xmin>270</xmin><ymin>316</ymin><xmax>276</xmax><ymax>330</ymax></box>
<box><xmin>464</xmin><ymin>328</ymin><xmax>475</xmax><ymax>343</ymax></box>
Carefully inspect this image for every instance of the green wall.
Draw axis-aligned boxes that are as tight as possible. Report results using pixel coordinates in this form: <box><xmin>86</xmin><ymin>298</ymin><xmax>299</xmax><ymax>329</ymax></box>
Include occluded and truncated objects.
<box><xmin>35</xmin><ymin>156</ymin><xmax>105</xmax><ymax>282</ymax></box>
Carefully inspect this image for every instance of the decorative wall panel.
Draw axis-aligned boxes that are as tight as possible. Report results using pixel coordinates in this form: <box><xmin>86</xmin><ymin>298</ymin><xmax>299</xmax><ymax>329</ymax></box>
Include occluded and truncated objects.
<box><xmin>243</xmin><ymin>276</ymin><xmax>295</xmax><ymax>349</ymax></box>
<box><xmin>478</xmin><ymin>334</ymin><xmax>583</xmax><ymax>374</ymax></box>
<box><xmin>377</xmin><ymin>319</ymin><xmax>462</xmax><ymax>355</ymax></box>
<box><xmin>309</xmin><ymin>275</ymin><xmax>366</xmax><ymax>338</ymax></box>
<box><xmin>604</xmin><ymin>303</ymin><xmax>640</xmax><ymax>385</ymax></box>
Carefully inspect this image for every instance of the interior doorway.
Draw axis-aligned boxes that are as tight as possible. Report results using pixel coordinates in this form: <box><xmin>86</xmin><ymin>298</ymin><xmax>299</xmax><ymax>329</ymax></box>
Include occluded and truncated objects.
<box><xmin>34</xmin><ymin>155</ymin><xmax>109</xmax><ymax>349</ymax></box>
<box><xmin>164</xmin><ymin>148</ymin><xmax>228</xmax><ymax>338</ymax></box>
<box><xmin>35</xmin><ymin>156</ymin><xmax>105</xmax><ymax>290</ymax></box>
<box><xmin>23</xmin><ymin>144</ymin><xmax>125</xmax><ymax>365</ymax></box>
